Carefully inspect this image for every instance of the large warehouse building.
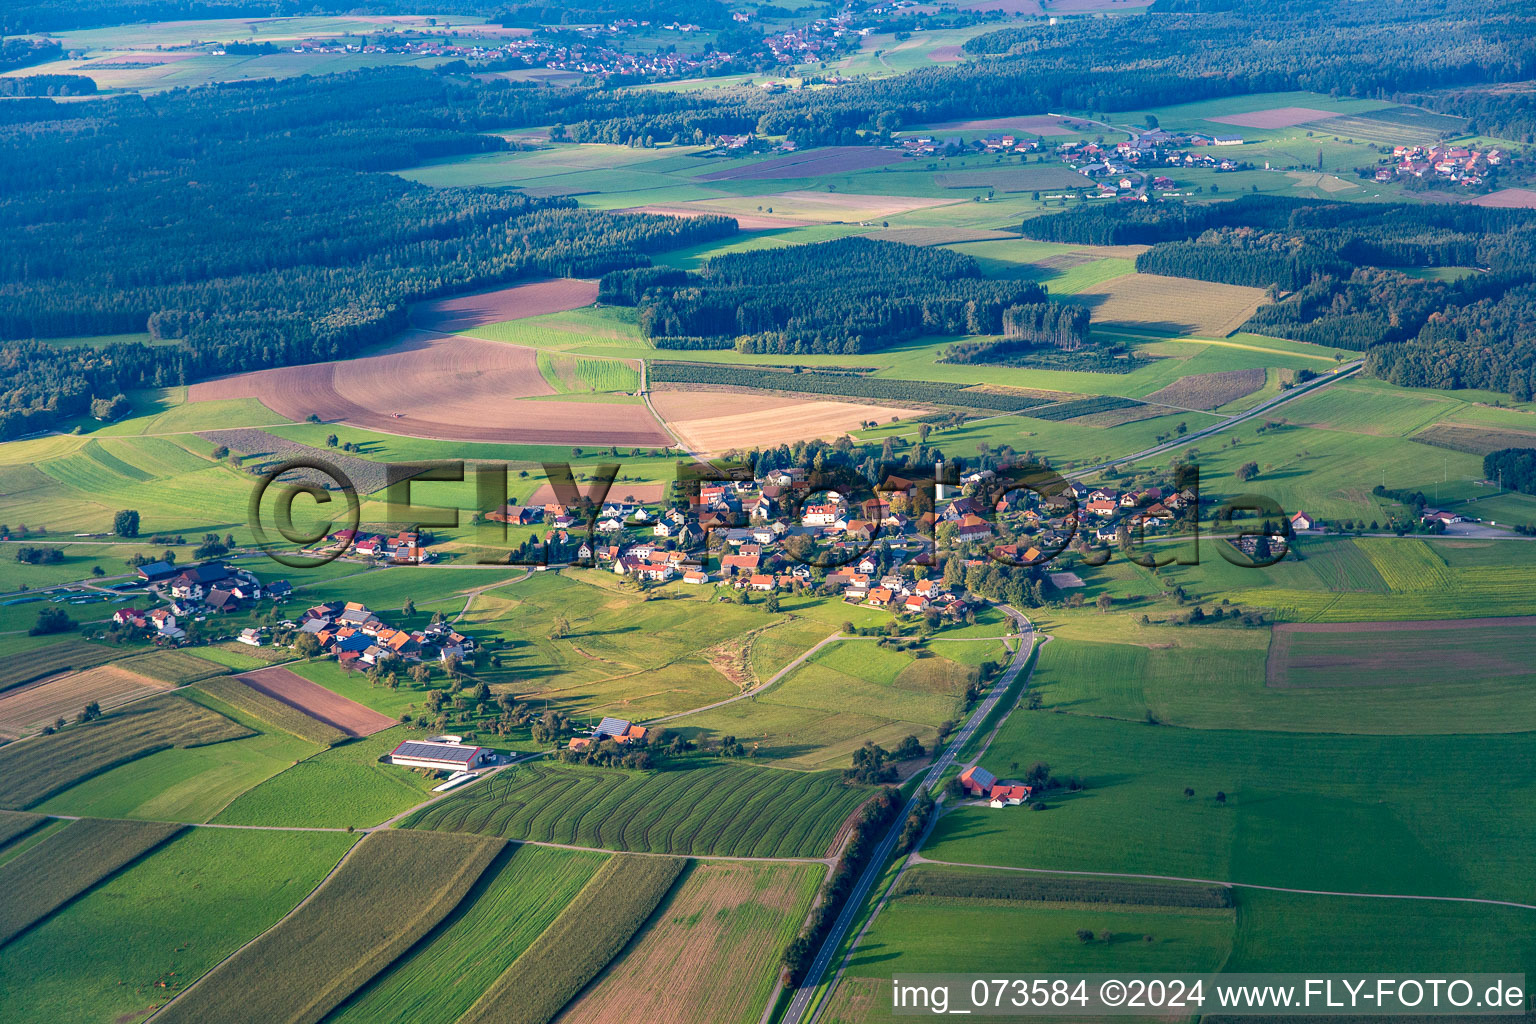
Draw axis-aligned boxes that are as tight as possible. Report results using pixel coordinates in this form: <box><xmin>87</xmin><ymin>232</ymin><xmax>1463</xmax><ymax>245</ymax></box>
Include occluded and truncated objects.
<box><xmin>388</xmin><ymin>738</ymin><xmax>491</xmax><ymax>772</ymax></box>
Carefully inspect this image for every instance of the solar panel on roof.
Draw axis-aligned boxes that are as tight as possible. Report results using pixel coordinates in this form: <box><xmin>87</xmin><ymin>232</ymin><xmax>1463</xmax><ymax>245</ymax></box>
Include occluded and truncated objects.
<box><xmin>392</xmin><ymin>741</ymin><xmax>477</xmax><ymax>762</ymax></box>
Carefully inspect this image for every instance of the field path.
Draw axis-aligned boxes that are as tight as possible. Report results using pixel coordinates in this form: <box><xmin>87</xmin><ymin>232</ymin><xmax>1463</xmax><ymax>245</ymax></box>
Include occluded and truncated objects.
<box><xmin>783</xmin><ymin>604</ymin><xmax>1037</xmax><ymax>1024</ymax></box>
<box><xmin>906</xmin><ymin>857</ymin><xmax>1536</xmax><ymax>912</ymax></box>
<box><xmin>642</xmin><ymin>629</ymin><xmax>843</xmax><ymax>726</ymax></box>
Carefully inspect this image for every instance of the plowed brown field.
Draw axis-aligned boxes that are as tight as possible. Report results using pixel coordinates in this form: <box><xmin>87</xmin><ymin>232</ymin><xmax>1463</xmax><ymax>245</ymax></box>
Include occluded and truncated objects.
<box><xmin>411</xmin><ymin>278</ymin><xmax>598</xmax><ymax>332</ymax></box>
<box><xmin>233</xmin><ymin>667</ymin><xmax>396</xmax><ymax>737</ymax></box>
<box><xmin>189</xmin><ymin>330</ymin><xmax>670</xmax><ymax>446</ymax></box>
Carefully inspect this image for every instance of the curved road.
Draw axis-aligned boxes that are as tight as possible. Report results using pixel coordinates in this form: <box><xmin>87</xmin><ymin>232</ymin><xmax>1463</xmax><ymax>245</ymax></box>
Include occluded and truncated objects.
<box><xmin>780</xmin><ymin>605</ymin><xmax>1035</xmax><ymax>1024</ymax></box>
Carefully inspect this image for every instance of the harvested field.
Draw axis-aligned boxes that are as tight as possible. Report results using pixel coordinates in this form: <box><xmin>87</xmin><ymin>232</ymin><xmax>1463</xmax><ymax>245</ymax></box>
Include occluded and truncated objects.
<box><xmin>625</xmin><ymin>205</ymin><xmax>814</xmax><ymax>230</ymax></box>
<box><xmin>155</xmin><ymin>830</ymin><xmax>504</xmax><ymax>1024</ymax></box>
<box><xmin>935</xmin><ymin>165</ymin><xmax>1094</xmax><ymax>191</ymax></box>
<box><xmin>233</xmin><ymin>666</ymin><xmax>395</xmax><ymax>738</ymax></box>
<box><xmin>695</xmin><ymin>146</ymin><xmax>905</xmax><ymax>181</ymax></box>
<box><xmin>189</xmin><ymin>331</ymin><xmax>670</xmax><ymax>447</ymax></box>
<box><xmin>0</xmin><ymin>818</ymin><xmax>184</xmax><ymax>945</ymax></box>
<box><xmin>921</xmin><ymin>114</ymin><xmax>1091</xmax><ymax>135</ymax></box>
<box><xmin>197</xmin><ymin>428</ymin><xmax>400</xmax><ymax>494</ymax></box>
<box><xmin>1145</xmin><ymin>368</ymin><xmax>1266</xmax><ymax>410</ymax></box>
<box><xmin>460</xmin><ymin>854</ymin><xmax>686</xmax><ymax>1024</ymax></box>
<box><xmin>1412</xmin><ymin>422</ymin><xmax>1536</xmax><ymax>455</ymax></box>
<box><xmin>0</xmin><ymin>694</ymin><xmax>253</xmax><ymax>810</ymax></box>
<box><xmin>557</xmin><ymin>861</ymin><xmax>823</xmax><ymax>1024</ymax></box>
<box><xmin>195</xmin><ymin>676</ymin><xmax>348</xmax><ymax>746</ymax></box>
<box><xmin>1265</xmin><ymin>617</ymin><xmax>1536</xmax><ymax>688</ymax></box>
<box><xmin>0</xmin><ymin>639</ymin><xmax>124</xmax><ymax>695</ymax></box>
<box><xmin>926</xmin><ymin>45</ymin><xmax>964</xmax><ymax>61</ymax></box>
<box><xmin>1465</xmin><ymin>188</ymin><xmax>1536</xmax><ymax>210</ymax></box>
<box><xmin>650</xmin><ymin>389</ymin><xmax>923</xmax><ymax>452</ymax></box>
<box><xmin>1049</xmin><ymin>572</ymin><xmax>1086</xmax><ymax>589</ymax></box>
<box><xmin>410</xmin><ymin>278</ymin><xmax>598</xmax><ymax>332</ymax></box>
<box><xmin>1207</xmin><ymin>106</ymin><xmax>1340</xmax><ymax>129</ymax></box>
<box><xmin>0</xmin><ymin>664</ymin><xmax>172</xmax><ymax>741</ymax></box>
<box><xmin>1068</xmin><ymin>273</ymin><xmax>1267</xmax><ymax>336</ymax></box>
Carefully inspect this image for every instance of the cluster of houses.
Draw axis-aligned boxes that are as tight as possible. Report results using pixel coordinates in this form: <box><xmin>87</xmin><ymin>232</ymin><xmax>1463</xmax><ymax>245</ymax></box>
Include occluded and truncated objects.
<box><xmin>293</xmin><ymin>601</ymin><xmax>475</xmax><ymax>670</ymax></box>
<box><xmin>897</xmin><ymin>133</ymin><xmax>1044</xmax><ymax>158</ymax></box>
<box><xmin>764</xmin><ymin>12</ymin><xmax>866</xmax><ymax>64</ymax></box>
<box><xmin>567</xmin><ymin>716</ymin><xmax>649</xmax><ymax>752</ymax></box>
<box><xmin>324</xmin><ymin>529</ymin><xmax>432</xmax><ymax>565</ymax></box>
<box><xmin>1377</xmin><ymin>144</ymin><xmax>1502</xmax><ymax>187</ymax></box>
<box><xmin>254</xmin><ymin>25</ymin><xmax>744</xmax><ymax>79</ymax></box>
<box><xmin>117</xmin><ymin>561</ymin><xmax>291</xmax><ymax>642</ymax></box>
<box><xmin>959</xmin><ymin>765</ymin><xmax>1033</xmax><ymax>808</ymax></box>
<box><xmin>1071</xmin><ymin>482</ymin><xmax>1197</xmax><ymax>542</ymax></box>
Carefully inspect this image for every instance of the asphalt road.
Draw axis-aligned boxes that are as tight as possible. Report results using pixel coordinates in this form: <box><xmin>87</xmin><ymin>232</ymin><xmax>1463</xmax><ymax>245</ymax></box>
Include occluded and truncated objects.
<box><xmin>780</xmin><ymin>605</ymin><xmax>1035</xmax><ymax>1024</ymax></box>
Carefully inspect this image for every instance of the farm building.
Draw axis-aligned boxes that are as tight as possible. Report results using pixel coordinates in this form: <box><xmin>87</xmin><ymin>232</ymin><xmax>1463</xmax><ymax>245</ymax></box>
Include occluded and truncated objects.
<box><xmin>988</xmin><ymin>783</ymin><xmax>1033</xmax><ymax>807</ymax></box>
<box><xmin>570</xmin><ymin>716</ymin><xmax>648</xmax><ymax>751</ymax></box>
<box><xmin>959</xmin><ymin>765</ymin><xmax>996</xmax><ymax>796</ymax></box>
<box><xmin>388</xmin><ymin>738</ymin><xmax>491</xmax><ymax>771</ymax></box>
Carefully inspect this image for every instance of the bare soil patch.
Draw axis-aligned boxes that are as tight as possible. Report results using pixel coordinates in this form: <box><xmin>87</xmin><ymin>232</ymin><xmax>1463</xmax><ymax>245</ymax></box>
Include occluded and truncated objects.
<box><xmin>695</xmin><ymin>146</ymin><xmax>905</xmax><ymax>181</ymax></box>
<box><xmin>233</xmin><ymin>666</ymin><xmax>395</xmax><ymax>737</ymax></box>
<box><xmin>1145</xmin><ymin>367</ymin><xmax>1266</xmax><ymax>410</ymax></box>
<box><xmin>1265</xmin><ymin>617</ymin><xmax>1536</xmax><ymax>688</ymax></box>
<box><xmin>0</xmin><ymin>666</ymin><xmax>170</xmax><ymax>740</ymax></box>
<box><xmin>410</xmin><ymin>278</ymin><xmax>598</xmax><ymax>332</ymax></box>
<box><xmin>190</xmin><ymin>330</ymin><xmax>670</xmax><ymax>447</ymax></box>
<box><xmin>651</xmin><ymin>389</ymin><xmax>922</xmax><ymax>452</ymax></box>
<box><xmin>1208</xmin><ymin>106</ymin><xmax>1341</xmax><ymax>129</ymax></box>
<box><xmin>1465</xmin><ymin>188</ymin><xmax>1536</xmax><ymax>210</ymax></box>
<box><xmin>927</xmin><ymin>45</ymin><xmax>964</xmax><ymax>61</ymax></box>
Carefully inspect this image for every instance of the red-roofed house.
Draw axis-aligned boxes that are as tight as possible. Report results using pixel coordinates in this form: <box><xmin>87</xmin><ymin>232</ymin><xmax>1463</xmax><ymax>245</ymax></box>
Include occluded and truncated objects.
<box><xmin>959</xmin><ymin>765</ymin><xmax>996</xmax><ymax>796</ymax></box>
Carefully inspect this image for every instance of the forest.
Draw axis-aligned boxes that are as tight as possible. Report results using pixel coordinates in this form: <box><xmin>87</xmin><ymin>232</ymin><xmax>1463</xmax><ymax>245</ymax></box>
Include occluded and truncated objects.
<box><xmin>605</xmin><ymin>237</ymin><xmax>1049</xmax><ymax>354</ymax></box>
<box><xmin>0</xmin><ymin>70</ymin><xmax>734</xmax><ymax>438</ymax></box>
<box><xmin>1024</xmin><ymin>196</ymin><xmax>1536</xmax><ymax>396</ymax></box>
<box><xmin>1483</xmin><ymin>447</ymin><xmax>1536</xmax><ymax>496</ymax></box>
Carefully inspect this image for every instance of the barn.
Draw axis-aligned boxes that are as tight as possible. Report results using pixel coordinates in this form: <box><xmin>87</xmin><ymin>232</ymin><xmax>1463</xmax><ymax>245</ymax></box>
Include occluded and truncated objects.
<box><xmin>388</xmin><ymin>738</ymin><xmax>490</xmax><ymax>772</ymax></box>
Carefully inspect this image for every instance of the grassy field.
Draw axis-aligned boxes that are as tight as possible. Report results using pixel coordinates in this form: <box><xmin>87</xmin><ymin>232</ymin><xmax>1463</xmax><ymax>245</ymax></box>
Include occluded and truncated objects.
<box><xmin>922</xmin><ymin>709</ymin><xmax>1536</xmax><ymax>903</ymax></box>
<box><xmin>536</xmin><ymin>351</ymin><xmax>641</xmax><ymax>394</ymax></box>
<box><xmin>328</xmin><ymin>843</ymin><xmax>608</xmax><ymax>1024</ymax></box>
<box><xmin>211</xmin><ymin>727</ymin><xmax>437</xmax><ymax>829</ymax></box>
<box><xmin>156</xmin><ymin>829</ymin><xmax>504</xmax><ymax>1024</ymax></box>
<box><xmin>0</xmin><ymin>827</ymin><xmax>355</xmax><ymax>1023</ymax></box>
<box><xmin>560</xmin><ymin>860</ymin><xmax>824</xmax><ymax>1024</ymax></box>
<box><xmin>0</xmin><ymin>694</ymin><xmax>254</xmax><ymax>809</ymax></box>
<box><xmin>34</xmin><ymin>721</ymin><xmax>318</xmax><ymax>822</ymax></box>
<box><xmin>458</xmin><ymin>853</ymin><xmax>687</xmax><ymax>1024</ymax></box>
<box><xmin>1019</xmin><ymin>624</ymin><xmax>1536</xmax><ymax>734</ymax></box>
<box><xmin>401</xmin><ymin>760</ymin><xmax>869</xmax><ymax>858</ymax></box>
<box><xmin>672</xmin><ymin>640</ymin><xmax>980</xmax><ymax>768</ymax></box>
<box><xmin>0</xmin><ymin>817</ymin><xmax>184</xmax><ymax>945</ymax></box>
